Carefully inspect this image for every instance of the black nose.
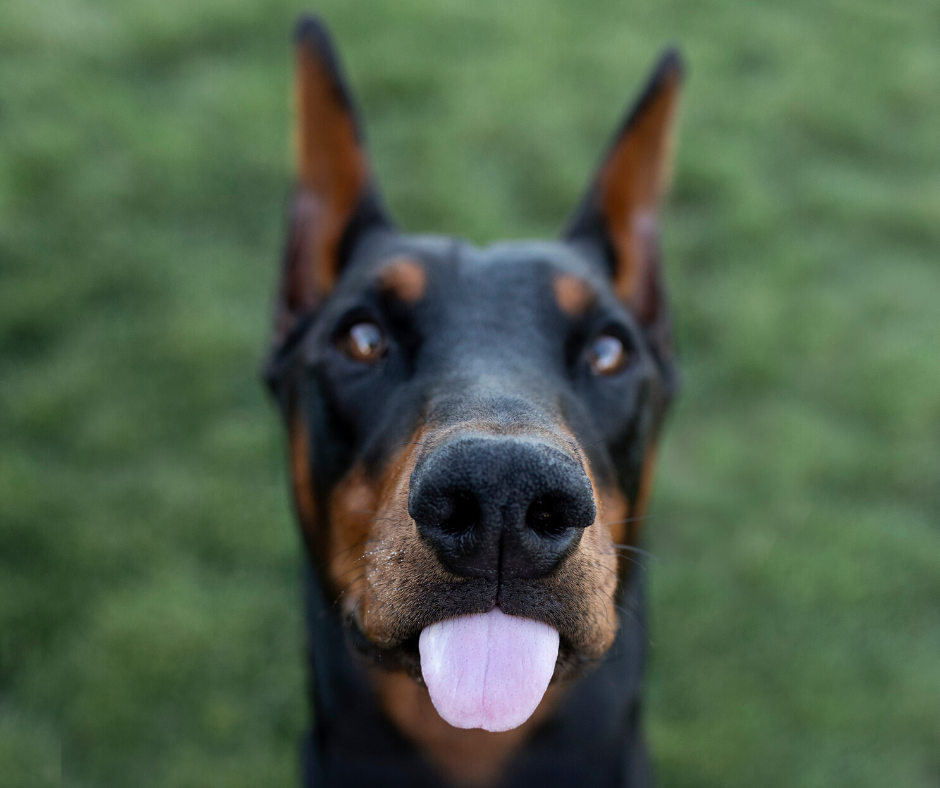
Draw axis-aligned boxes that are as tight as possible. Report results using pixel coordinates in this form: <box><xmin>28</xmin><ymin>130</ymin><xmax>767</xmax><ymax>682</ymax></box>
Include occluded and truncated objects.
<box><xmin>408</xmin><ymin>437</ymin><xmax>596</xmax><ymax>580</ymax></box>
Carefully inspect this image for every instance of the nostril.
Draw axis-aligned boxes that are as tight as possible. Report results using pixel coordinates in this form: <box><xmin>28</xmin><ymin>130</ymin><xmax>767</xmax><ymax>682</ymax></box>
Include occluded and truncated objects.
<box><xmin>526</xmin><ymin>496</ymin><xmax>571</xmax><ymax>538</ymax></box>
<box><xmin>409</xmin><ymin>436</ymin><xmax>596</xmax><ymax>580</ymax></box>
<box><xmin>438</xmin><ymin>490</ymin><xmax>480</xmax><ymax>537</ymax></box>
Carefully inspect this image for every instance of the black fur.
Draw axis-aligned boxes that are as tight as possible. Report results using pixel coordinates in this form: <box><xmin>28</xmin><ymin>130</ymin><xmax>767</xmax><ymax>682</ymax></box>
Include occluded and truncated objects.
<box><xmin>264</xmin><ymin>15</ymin><xmax>683</xmax><ymax>787</ymax></box>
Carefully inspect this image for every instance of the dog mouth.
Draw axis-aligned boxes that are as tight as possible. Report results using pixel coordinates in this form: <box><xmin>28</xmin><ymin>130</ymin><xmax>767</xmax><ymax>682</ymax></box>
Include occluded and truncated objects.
<box><xmin>346</xmin><ymin>592</ymin><xmax>605</xmax><ymax>728</ymax></box>
<box><xmin>348</xmin><ymin>612</ymin><xmax>590</xmax><ymax>673</ymax></box>
<box><xmin>347</xmin><ymin>614</ymin><xmax>571</xmax><ymax>733</ymax></box>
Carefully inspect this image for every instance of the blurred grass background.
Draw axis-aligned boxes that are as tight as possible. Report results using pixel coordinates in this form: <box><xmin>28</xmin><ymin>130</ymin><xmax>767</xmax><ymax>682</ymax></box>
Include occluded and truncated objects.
<box><xmin>1</xmin><ymin>1</ymin><xmax>938</xmax><ymax>786</ymax></box>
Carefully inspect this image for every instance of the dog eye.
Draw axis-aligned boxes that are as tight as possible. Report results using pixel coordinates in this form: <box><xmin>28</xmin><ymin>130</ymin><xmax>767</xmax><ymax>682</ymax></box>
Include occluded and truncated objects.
<box><xmin>338</xmin><ymin>321</ymin><xmax>387</xmax><ymax>363</ymax></box>
<box><xmin>587</xmin><ymin>334</ymin><xmax>628</xmax><ymax>375</ymax></box>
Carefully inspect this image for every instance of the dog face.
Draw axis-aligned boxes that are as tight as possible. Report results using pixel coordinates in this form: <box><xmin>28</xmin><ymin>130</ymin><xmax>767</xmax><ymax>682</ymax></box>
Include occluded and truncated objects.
<box><xmin>266</xmin><ymin>18</ymin><xmax>682</xmax><ymax>692</ymax></box>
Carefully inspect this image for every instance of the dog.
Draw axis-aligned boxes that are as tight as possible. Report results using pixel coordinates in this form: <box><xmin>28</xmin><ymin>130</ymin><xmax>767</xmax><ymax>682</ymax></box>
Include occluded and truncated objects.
<box><xmin>264</xmin><ymin>15</ymin><xmax>683</xmax><ymax>788</ymax></box>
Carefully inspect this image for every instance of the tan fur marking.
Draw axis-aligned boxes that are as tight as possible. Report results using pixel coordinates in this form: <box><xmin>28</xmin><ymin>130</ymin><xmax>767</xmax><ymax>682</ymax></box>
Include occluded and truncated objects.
<box><xmin>629</xmin><ymin>444</ymin><xmax>658</xmax><ymax>543</ymax></box>
<box><xmin>293</xmin><ymin>43</ymin><xmax>369</xmax><ymax>302</ymax></box>
<box><xmin>371</xmin><ymin>669</ymin><xmax>563</xmax><ymax>788</ymax></box>
<box><xmin>553</xmin><ymin>273</ymin><xmax>596</xmax><ymax>316</ymax></box>
<box><xmin>326</xmin><ymin>425</ymin><xmax>444</xmax><ymax>638</ymax></box>
<box><xmin>289</xmin><ymin>417</ymin><xmax>317</xmax><ymax>535</ymax></box>
<box><xmin>378</xmin><ymin>257</ymin><xmax>428</xmax><ymax>304</ymax></box>
<box><xmin>327</xmin><ymin>463</ymin><xmax>380</xmax><ymax>613</ymax></box>
<box><xmin>598</xmin><ymin>68</ymin><xmax>680</xmax><ymax>313</ymax></box>
<box><xmin>598</xmin><ymin>482</ymin><xmax>631</xmax><ymax>552</ymax></box>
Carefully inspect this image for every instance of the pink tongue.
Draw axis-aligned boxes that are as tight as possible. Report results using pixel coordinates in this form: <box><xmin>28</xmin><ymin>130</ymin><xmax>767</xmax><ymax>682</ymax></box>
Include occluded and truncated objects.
<box><xmin>419</xmin><ymin>608</ymin><xmax>559</xmax><ymax>732</ymax></box>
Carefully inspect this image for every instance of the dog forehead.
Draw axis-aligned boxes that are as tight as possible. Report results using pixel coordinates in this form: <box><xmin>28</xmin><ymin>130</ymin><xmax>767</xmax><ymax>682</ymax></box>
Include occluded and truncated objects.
<box><xmin>474</xmin><ymin>239</ymin><xmax>592</xmax><ymax>273</ymax></box>
<box><xmin>350</xmin><ymin>232</ymin><xmax>604</xmax><ymax>300</ymax></box>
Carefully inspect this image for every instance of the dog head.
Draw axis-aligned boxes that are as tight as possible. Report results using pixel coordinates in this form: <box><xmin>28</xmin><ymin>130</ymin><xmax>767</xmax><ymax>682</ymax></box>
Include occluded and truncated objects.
<box><xmin>265</xmin><ymin>16</ymin><xmax>682</xmax><ymax>730</ymax></box>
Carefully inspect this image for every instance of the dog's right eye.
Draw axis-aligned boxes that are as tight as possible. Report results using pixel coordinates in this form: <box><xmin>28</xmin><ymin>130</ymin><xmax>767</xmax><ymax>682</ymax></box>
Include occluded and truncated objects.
<box><xmin>337</xmin><ymin>321</ymin><xmax>387</xmax><ymax>364</ymax></box>
<box><xmin>587</xmin><ymin>333</ymin><xmax>629</xmax><ymax>376</ymax></box>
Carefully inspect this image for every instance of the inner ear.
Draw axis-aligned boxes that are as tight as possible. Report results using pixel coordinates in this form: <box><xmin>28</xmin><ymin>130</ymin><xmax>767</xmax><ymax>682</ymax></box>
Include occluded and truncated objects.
<box><xmin>563</xmin><ymin>49</ymin><xmax>684</xmax><ymax>328</ymax></box>
<box><xmin>273</xmin><ymin>16</ymin><xmax>393</xmax><ymax>349</ymax></box>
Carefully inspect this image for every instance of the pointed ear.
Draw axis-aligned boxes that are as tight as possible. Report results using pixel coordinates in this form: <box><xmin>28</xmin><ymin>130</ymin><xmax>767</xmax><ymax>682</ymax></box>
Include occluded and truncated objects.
<box><xmin>273</xmin><ymin>16</ymin><xmax>392</xmax><ymax>345</ymax></box>
<box><xmin>564</xmin><ymin>49</ymin><xmax>684</xmax><ymax>330</ymax></box>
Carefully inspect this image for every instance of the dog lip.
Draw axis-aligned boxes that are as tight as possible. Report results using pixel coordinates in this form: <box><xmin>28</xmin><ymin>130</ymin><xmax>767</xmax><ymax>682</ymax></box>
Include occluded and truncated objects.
<box><xmin>345</xmin><ymin>594</ymin><xmax>595</xmax><ymax>683</ymax></box>
<box><xmin>346</xmin><ymin>614</ymin><xmax>424</xmax><ymax>676</ymax></box>
<box><xmin>349</xmin><ymin>612</ymin><xmax>589</xmax><ymax>686</ymax></box>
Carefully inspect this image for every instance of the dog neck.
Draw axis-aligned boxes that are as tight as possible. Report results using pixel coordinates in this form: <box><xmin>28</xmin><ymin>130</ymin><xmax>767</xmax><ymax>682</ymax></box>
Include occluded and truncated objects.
<box><xmin>299</xmin><ymin>561</ymin><xmax>653</xmax><ymax>788</ymax></box>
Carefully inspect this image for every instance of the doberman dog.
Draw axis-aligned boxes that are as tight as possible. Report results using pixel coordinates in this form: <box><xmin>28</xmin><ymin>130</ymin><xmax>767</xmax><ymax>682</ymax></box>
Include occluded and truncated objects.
<box><xmin>264</xmin><ymin>15</ymin><xmax>683</xmax><ymax>788</ymax></box>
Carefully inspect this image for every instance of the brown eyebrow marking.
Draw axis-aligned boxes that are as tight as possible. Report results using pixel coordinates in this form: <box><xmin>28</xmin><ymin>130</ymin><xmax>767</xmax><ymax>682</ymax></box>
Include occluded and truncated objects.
<box><xmin>378</xmin><ymin>256</ymin><xmax>427</xmax><ymax>304</ymax></box>
<box><xmin>553</xmin><ymin>273</ymin><xmax>596</xmax><ymax>316</ymax></box>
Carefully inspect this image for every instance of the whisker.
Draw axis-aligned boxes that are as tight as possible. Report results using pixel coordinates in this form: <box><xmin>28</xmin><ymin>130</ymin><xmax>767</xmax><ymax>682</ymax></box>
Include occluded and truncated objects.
<box><xmin>613</xmin><ymin>601</ymin><xmax>645</xmax><ymax>634</ymax></box>
<box><xmin>601</xmin><ymin>515</ymin><xmax>651</xmax><ymax>527</ymax></box>
<box><xmin>328</xmin><ymin>537</ymin><xmax>373</xmax><ymax>563</ymax></box>
<box><xmin>609</xmin><ymin>543</ymin><xmax>657</xmax><ymax>560</ymax></box>
<box><xmin>332</xmin><ymin>572</ymin><xmax>368</xmax><ymax>612</ymax></box>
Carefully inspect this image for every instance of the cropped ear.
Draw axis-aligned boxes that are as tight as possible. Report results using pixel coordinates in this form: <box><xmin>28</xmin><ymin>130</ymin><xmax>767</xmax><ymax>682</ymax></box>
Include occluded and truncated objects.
<box><xmin>273</xmin><ymin>16</ymin><xmax>392</xmax><ymax>346</ymax></box>
<box><xmin>564</xmin><ymin>50</ymin><xmax>684</xmax><ymax>332</ymax></box>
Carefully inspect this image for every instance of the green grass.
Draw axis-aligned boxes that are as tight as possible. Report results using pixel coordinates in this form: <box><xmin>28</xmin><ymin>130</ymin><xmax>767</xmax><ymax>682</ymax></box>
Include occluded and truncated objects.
<box><xmin>1</xmin><ymin>1</ymin><xmax>938</xmax><ymax>786</ymax></box>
